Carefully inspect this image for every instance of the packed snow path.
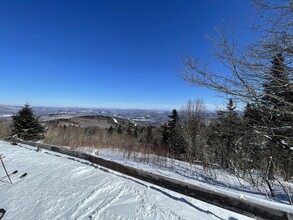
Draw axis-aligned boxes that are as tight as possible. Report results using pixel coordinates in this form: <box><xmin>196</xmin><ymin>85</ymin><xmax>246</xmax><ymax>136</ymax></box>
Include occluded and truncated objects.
<box><xmin>0</xmin><ymin>141</ymin><xmax>252</xmax><ymax>220</ymax></box>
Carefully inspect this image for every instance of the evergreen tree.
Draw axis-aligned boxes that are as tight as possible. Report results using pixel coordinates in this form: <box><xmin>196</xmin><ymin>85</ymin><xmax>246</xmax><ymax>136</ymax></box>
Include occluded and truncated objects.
<box><xmin>133</xmin><ymin>126</ymin><xmax>138</xmax><ymax>138</ymax></box>
<box><xmin>261</xmin><ymin>53</ymin><xmax>293</xmax><ymax>180</ymax></box>
<box><xmin>262</xmin><ymin>53</ymin><xmax>288</xmax><ymax>113</ymax></box>
<box><xmin>146</xmin><ymin>127</ymin><xmax>153</xmax><ymax>143</ymax></box>
<box><xmin>12</xmin><ymin>104</ymin><xmax>45</xmax><ymax>140</ymax></box>
<box><xmin>162</xmin><ymin>109</ymin><xmax>186</xmax><ymax>158</ymax></box>
<box><xmin>126</xmin><ymin>124</ymin><xmax>132</xmax><ymax>136</ymax></box>
<box><xmin>168</xmin><ymin>109</ymin><xmax>179</xmax><ymax>128</ymax></box>
<box><xmin>215</xmin><ymin>99</ymin><xmax>242</xmax><ymax>168</ymax></box>
<box><xmin>242</xmin><ymin>54</ymin><xmax>293</xmax><ymax>180</ymax></box>
<box><xmin>161</xmin><ymin>123</ymin><xmax>169</xmax><ymax>148</ymax></box>
<box><xmin>243</xmin><ymin>103</ymin><xmax>265</xmax><ymax>171</ymax></box>
<box><xmin>117</xmin><ymin>125</ymin><xmax>123</xmax><ymax>134</ymax></box>
<box><xmin>243</xmin><ymin>103</ymin><xmax>262</xmax><ymax>126</ymax></box>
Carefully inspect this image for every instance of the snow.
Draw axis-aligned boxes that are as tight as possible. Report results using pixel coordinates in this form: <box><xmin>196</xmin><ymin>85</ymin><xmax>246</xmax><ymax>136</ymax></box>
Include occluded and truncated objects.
<box><xmin>0</xmin><ymin>141</ymin><xmax>253</xmax><ymax>220</ymax></box>
<box><xmin>0</xmin><ymin>114</ymin><xmax>12</xmax><ymax>118</ymax></box>
<box><xmin>133</xmin><ymin>118</ymin><xmax>151</xmax><ymax>122</ymax></box>
<box><xmin>112</xmin><ymin>118</ymin><xmax>119</xmax><ymax>124</ymax></box>
<box><xmin>93</xmin><ymin>149</ymin><xmax>293</xmax><ymax>213</ymax></box>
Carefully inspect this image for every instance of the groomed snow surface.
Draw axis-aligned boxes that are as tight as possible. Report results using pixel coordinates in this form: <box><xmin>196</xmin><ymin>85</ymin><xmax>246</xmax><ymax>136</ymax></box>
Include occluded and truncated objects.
<box><xmin>0</xmin><ymin>141</ymin><xmax>253</xmax><ymax>220</ymax></box>
<box><xmin>94</xmin><ymin>149</ymin><xmax>293</xmax><ymax>213</ymax></box>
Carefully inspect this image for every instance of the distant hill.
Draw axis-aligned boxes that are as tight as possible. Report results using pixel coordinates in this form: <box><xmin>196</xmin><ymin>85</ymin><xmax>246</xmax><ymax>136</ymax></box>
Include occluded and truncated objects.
<box><xmin>0</xmin><ymin>104</ymin><xmax>21</xmax><ymax>115</ymax></box>
<box><xmin>0</xmin><ymin>104</ymin><xmax>221</xmax><ymax>126</ymax></box>
<box><xmin>46</xmin><ymin>115</ymin><xmax>138</xmax><ymax>129</ymax></box>
<box><xmin>0</xmin><ymin>104</ymin><xmax>171</xmax><ymax>126</ymax></box>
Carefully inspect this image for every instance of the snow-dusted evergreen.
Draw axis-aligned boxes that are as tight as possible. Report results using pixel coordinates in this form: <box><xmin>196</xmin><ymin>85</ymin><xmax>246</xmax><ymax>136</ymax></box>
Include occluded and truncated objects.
<box><xmin>12</xmin><ymin>104</ymin><xmax>45</xmax><ymax>141</ymax></box>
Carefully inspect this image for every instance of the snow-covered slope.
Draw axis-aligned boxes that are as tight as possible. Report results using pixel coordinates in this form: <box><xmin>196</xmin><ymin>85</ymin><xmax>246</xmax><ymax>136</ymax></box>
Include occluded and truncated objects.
<box><xmin>94</xmin><ymin>149</ymin><xmax>293</xmax><ymax>213</ymax></box>
<box><xmin>0</xmin><ymin>141</ymin><xmax>252</xmax><ymax>220</ymax></box>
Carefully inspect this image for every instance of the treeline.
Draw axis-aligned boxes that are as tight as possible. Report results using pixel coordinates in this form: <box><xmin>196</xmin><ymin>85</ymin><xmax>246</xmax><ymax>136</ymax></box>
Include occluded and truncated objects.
<box><xmin>161</xmin><ymin>52</ymin><xmax>292</xmax><ymax>182</ymax></box>
<box><xmin>160</xmin><ymin>99</ymin><xmax>291</xmax><ymax>183</ymax></box>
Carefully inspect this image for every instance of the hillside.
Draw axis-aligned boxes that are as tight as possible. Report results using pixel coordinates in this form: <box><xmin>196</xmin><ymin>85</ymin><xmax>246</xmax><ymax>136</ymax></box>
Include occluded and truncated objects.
<box><xmin>45</xmin><ymin>115</ymin><xmax>137</xmax><ymax>129</ymax></box>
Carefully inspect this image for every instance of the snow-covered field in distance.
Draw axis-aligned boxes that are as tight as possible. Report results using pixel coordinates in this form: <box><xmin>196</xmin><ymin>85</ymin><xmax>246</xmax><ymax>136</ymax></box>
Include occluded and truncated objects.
<box><xmin>0</xmin><ymin>141</ymin><xmax>252</xmax><ymax>220</ymax></box>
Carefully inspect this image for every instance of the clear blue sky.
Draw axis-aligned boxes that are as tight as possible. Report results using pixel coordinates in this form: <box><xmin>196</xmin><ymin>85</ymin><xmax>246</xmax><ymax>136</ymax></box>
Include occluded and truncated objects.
<box><xmin>0</xmin><ymin>0</ymin><xmax>254</xmax><ymax>110</ymax></box>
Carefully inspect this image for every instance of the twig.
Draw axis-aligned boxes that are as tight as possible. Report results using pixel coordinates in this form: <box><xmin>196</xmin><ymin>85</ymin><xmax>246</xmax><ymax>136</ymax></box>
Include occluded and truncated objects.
<box><xmin>261</xmin><ymin>174</ymin><xmax>275</xmax><ymax>198</ymax></box>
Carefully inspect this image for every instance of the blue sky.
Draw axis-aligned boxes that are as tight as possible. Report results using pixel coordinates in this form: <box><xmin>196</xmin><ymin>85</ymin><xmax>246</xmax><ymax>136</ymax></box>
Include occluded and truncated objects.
<box><xmin>0</xmin><ymin>0</ymin><xmax>254</xmax><ymax>110</ymax></box>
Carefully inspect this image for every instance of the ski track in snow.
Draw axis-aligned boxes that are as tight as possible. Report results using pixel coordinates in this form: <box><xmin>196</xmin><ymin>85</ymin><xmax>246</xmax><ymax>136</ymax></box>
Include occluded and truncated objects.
<box><xmin>0</xmin><ymin>141</ymin><xmax>253</xmax><ymax>220</ymax></box>
<box><xmin>71</xmin><ymin>179</ymin><xmax>119</xmax><ymax>219</ymax></box>
<box><xmin>92</xmin><ymin>187</ymin><xmax>124</xmax><ymax>219</ymax></box>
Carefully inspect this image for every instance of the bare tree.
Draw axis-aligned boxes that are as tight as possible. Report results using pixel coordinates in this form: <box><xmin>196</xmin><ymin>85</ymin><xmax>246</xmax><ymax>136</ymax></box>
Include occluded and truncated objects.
<box><xmin>179</xmin><ymin>0</ymin><xmax>293</xmax><ymax>181</ymax></box>
<box><xmin>180</xmin><ymin>0</ymin><xmax>292</xmax><ymax>150</ymax></box>
<box><xmin>180</xmin><ymin>99</ymin><xmax>209</xmax><ymax>165</ymax></box>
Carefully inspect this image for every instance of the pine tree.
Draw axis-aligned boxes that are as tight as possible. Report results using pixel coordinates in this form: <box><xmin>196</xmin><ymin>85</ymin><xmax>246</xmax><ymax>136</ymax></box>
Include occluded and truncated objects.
<box><xmin>261</xmin><ymin>53</ymin><xmax>293</xmax><ymax>180</ymax></box>
<box><xmin>161</xmin><ymin>123</ymin><xmax>169</xmax><ymax>147</ymax></box>
<box><xmin>133</xmin><ymin>126</ymin><xmax>138</xmax><ymax>138</ymax></box>
<box><xmin>146</xmin><ymin>127</ymin><xmax>153</xmax><ymax>143</ymax></box>
<box><xmin>12</xmin><ymin>104</ymin><xmax>45</xmax><ymax>140</ymax></box>
<box><xmin>126</xmin><ymin>124</ymin><xmax>132</xmax><ymax>136</ymax></box>
<box><xmin>117</xmin><ymin>125</ymin><xmax>123</xmax><ymax>134</ymax></box>
<box><xmin>168</xmin><ymin>109</ymin><xmax>179</xmax><ymax>128</ymax></box>
<box><xmin>263</xmin><ymin>53</ymin><xmax>288</xmax><ymax>113</ymax></box>
<box><xmin>243</xmin><ymin>103</ymin><xmax>262</xmax><ymax>126</ymax></box>
<box><xmin>215</xmin><ymin>99</ymin><xmax>242</xmax><ymax>168</ymax></box>
<box><xmin>165</xmin><ymin>109</ymin><xmax>186</xmax><ymax>158</ymax></box>
<box><xmin>243</xmin><ymin>103</ymin><xmax>265</xmax><ymax>170</ymax></box>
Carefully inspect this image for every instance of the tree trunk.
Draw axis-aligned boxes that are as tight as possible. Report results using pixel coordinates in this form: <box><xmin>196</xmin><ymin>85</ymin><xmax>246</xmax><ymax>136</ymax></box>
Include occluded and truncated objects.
<box><xmin>268</xmin><ymin>155</ymin><xmax>274</xmax><ymax>180</ymax></box>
